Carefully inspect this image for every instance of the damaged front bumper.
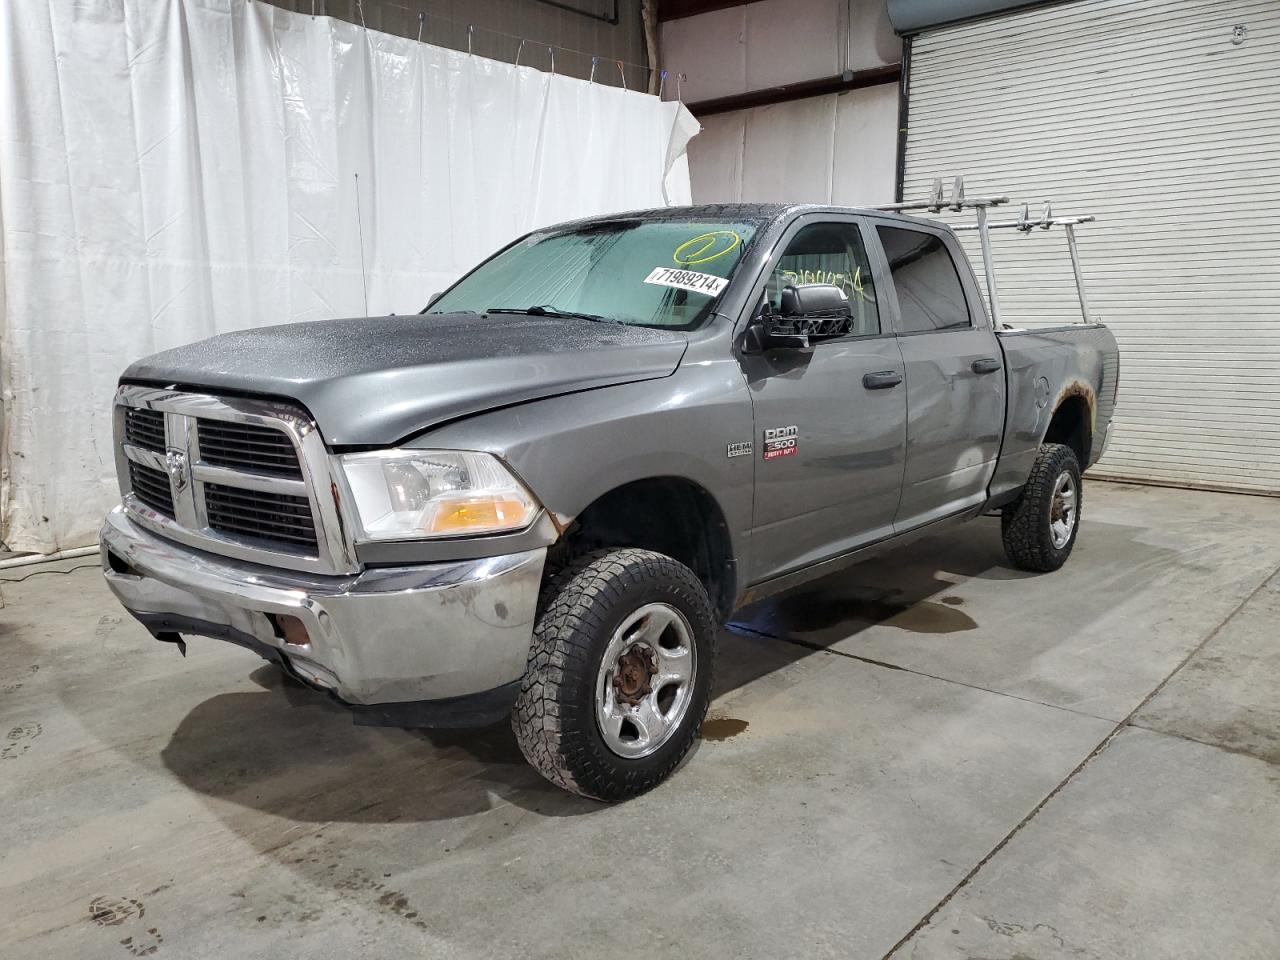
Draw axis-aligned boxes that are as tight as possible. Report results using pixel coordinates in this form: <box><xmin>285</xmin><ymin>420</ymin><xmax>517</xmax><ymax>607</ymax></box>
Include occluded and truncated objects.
<box><xmin>100</xmin><ymin>506</ymin><xmax>545</xmax><ymax>726</ymax></box>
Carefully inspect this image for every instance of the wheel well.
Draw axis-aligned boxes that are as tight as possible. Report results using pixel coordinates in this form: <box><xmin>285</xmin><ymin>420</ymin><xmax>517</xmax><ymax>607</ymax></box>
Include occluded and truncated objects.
<box><xmin>555</xmin><ymin>477</ymin><xmax>736</xmax><ymax>620</ymax></box>
<box><xmin>1043</xmin><ymin>396</ymin><xmax>1092</xmax><ymax>466</ymax></box>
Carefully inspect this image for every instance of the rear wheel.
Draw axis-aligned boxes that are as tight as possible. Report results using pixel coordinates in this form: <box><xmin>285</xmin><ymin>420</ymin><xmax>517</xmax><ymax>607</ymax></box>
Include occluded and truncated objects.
<box><xmin>1001</xmin><ymin>443</ymin><xmax>1083</xmax><ymax>572</ymax></box>
<box><xmin>512</xmin><ymin>548</ymin><xmax>715</xmax><ymax>802</ymax></box>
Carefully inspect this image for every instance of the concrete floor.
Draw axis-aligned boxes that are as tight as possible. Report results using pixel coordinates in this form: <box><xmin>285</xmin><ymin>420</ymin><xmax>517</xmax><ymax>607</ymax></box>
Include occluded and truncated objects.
<box><xmin>2</xmin><ymin>481</ymin><xmax>1278</xmax><ymax>959</ymax></box>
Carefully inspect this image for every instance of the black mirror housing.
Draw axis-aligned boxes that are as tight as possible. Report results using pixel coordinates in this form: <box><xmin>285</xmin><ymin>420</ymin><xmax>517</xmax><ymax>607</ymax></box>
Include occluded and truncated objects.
<box><xmin>743</xmin><ymin>319</ymin><xmax>808</xmax><ymax>353</ymax></box>
<box><xmin>772</xmin><ymin>283</ymin><xmax>852</xmax><ymax>343</ymax></box>
<box><xmin>780</xmin><ymin>283</ymin><xmax>848</xmax><ymax>319</ymax></box>
<box><xmin>743</xmin><ymin>284</ymin><xmax>855</xmax><ymax>353</ymax></box>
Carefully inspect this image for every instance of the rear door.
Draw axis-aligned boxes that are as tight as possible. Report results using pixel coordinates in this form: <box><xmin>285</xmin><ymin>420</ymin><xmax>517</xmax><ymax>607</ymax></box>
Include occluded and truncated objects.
<box><xmin>871</xmin><ymin>221</ymin><xmax>1006</xmax><ymax>530</ymax></box>
<box><xmin>739</xmin><ymin>216</ymin><xmax>908</xmax><ymax>583</ymax></box>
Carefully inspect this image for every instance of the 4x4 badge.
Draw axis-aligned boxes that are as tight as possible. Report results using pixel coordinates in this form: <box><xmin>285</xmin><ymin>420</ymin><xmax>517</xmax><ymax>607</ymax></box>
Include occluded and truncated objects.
<box><xmin>763</xmin><ymin>425</ymin><xmax>798</xmax><ymax>460</ymax></box>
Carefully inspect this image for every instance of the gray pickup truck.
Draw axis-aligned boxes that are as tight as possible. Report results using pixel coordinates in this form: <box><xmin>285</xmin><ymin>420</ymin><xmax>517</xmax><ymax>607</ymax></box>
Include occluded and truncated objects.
<box><xmin>101</xmin><ymin>203</ymin><xmax>1118</xmax><ymax>801</ymax></box>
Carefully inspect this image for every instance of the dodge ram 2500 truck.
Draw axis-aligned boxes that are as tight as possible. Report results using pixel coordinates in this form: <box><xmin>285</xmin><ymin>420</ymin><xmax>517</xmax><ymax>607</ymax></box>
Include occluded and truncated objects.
<box><xmin>101</xmin><ymin>203</ymin><xmax>1119</xmax><ymax>801</ymax></box>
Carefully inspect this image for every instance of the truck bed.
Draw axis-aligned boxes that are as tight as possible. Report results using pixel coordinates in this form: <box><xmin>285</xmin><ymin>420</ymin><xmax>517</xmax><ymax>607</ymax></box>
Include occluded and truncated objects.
<box><xmin>991</xmin><ymin>323</ymin><xmax>1121</xmax><ymax>502</ymax></box>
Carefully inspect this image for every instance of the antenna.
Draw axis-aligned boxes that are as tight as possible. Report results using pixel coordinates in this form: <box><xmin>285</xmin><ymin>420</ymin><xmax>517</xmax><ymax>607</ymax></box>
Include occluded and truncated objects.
<box><xmin>354</xmin><ymin>172</ymin><xmax>369</xmax><ymax>316</ymax></box>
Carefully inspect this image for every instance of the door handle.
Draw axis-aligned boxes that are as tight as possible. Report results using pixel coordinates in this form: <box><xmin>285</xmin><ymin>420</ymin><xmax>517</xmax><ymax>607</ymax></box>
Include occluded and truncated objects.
<box><xmin>971</xmin><ymin>358</ymin><xmax>1002</xmax><ymax>374</ymax></box>
<box><xmin>862</xmin><ymin>370</ymin><xmax>903</xmax><ymax>390</ymax></box>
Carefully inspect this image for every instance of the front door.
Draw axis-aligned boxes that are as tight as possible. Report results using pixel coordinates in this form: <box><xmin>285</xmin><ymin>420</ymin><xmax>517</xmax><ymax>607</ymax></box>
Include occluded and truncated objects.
<box><xmin>739</xmin><ymin>218</ymin><xmax>908</xmax><ymax>584</ymax></box>
<box><xmin>872</xmin><ymin>223</ymin><xmax>1007</xmax><ymax>530</ymax></box>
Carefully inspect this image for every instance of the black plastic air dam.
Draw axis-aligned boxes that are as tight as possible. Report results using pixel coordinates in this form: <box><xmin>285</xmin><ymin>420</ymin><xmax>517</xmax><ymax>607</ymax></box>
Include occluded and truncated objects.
<box><xmin>347</xmin><ymin>681</ymin><xmax>522</xmax><ymax>729</ymax></box>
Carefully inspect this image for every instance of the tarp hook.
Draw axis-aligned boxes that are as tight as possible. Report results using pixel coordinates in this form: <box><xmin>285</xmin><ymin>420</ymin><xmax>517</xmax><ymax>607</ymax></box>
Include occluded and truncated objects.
<box><xmin>417</xmin><ymin>12</ymin><xmax>425</xmax><ymax>43</ymax></box>
<box><xmin>927</xmin><ymin>177</ymin><xmax>944</xmax><ymax>212</ymax></box>
<box><xmin>658</xmin><ymin>69</ymin><xmax>667</xmax><ymax>99</ymax></box>
<box><xmin>676</xmin><ymin>72</ymin><xmax>686</xmax><ymax>101</ymax></box>
<box><xmin>616</xmin><ymin>59</ymin><xmax>627</xmax><ymax>90</ymax></box>
<box><xmin>590</xmin><ymin>56</ymin><xmax>598</xmax><ymax>83</ymax></box>
<box><xmin>355</xmin><ymin>0</ymin><xmax>366</xmax><ymax>29</ymax></box>
<box><xmin>548</xmin><ymin>46</ymin><xmax>555</xmax><ymax>74</ymax></box>
<box><xmin>467</xmin><ymin>24</ymin><xmax>474</xmax><ymax>55</ymax></box>
<box><xmin>516</xmin><ymin>38</ymin><xmax>526</xmax><ymax>66</ymax></box>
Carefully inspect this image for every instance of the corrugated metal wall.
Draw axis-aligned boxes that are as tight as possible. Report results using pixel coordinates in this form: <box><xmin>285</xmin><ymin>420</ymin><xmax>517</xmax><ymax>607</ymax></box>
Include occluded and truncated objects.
<box><xmin>903</xmin><ymin>0</ymin><xmax>1280</xmax><ymax>495</ymax></box>
<box><xmin>261</xmin><ymin>0</ymin><xmax>651</xmax><ymax>89</ymax></box>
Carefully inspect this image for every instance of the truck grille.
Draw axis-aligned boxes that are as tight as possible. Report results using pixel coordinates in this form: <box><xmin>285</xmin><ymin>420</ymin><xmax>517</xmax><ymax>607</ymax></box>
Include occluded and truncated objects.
<box><xmin>204</xmin><ymin>483</ymin><xmax>318</xmax><ymax>549</ymax></box>
<box><xmin>128</xmin><ymin>461</ymin><xmax>175</xmax><ymax>517</ymax></box>
<box><xmin>197</xmin><ymin>420</ymin><xmax>304</xmax><ymax>478</ymax></box>
<box><xmin>124</xmin><ymin>408</ymin><xmax>166</xmax><ymax>453</ymax></box>
<box><xmin>114</xmin><ymin>386</ymin><xmax>355</xmax><ymax>574</ymax></box>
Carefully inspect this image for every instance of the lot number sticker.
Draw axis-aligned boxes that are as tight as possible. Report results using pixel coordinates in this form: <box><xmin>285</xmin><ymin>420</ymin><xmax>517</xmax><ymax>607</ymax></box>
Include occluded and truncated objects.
<box><xmin>644</xmin><ymin>266</ymin><xmax>728</xmax><ymax>296</ymax></box>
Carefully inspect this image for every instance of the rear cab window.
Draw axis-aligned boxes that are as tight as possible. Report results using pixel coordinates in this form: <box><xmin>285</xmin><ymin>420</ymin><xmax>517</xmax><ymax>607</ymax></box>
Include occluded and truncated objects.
<box><xmin>876</xmin><ymin>226</ymin><xmax>971</xmax><ymax>333</ymax></box>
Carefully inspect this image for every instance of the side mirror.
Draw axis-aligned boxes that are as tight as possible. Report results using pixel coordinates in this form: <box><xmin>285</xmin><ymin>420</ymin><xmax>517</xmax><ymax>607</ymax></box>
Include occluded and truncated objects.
<box><xmin>745</xmin><ymin>284</ymin><xmax>851</xmax><ymax>351</ymax></box>
<box><xmin>426</xmin><ymin>291</ymin><xmax>443</xmax><ymax>308</ymax></box>
<box><xmin>780</xmin><ymin>283</ymin><xmax>848</xmax><ymax>321</ymax></box>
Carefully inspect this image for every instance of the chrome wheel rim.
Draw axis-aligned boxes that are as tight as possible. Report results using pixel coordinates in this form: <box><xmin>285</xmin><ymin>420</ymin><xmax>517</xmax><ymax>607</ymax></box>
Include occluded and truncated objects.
<box><xmin>1050</xmin><ymin>471</ymin><xmax>1078</xmax><ymax>549</ymax></box>
<box><xmin>595</xmin><ymin>602</ymin><xmax>697</xmax><ymax>759</ymax></box>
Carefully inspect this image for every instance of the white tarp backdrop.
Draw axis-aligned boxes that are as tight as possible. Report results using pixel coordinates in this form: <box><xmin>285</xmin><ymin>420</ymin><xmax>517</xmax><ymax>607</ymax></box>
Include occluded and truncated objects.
<box><xmin>0</xmin><ymin>0</ymin><xmax>697</xmax><ymax>554</ymax></box>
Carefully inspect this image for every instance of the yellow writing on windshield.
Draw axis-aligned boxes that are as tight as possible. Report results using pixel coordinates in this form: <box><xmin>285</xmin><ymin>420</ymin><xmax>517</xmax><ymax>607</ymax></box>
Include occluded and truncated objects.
<box><xmin>673</xmin><ymin>231</ymin><xmax>742</xmax><ymax>266</ymax></box>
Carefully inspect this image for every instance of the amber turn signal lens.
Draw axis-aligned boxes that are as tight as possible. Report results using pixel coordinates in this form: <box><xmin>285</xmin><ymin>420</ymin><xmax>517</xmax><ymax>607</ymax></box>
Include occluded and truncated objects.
<box><xmin>427</xmin><ymin>497</ymin><xmax>532</xmax><ymax>535</ymax></box>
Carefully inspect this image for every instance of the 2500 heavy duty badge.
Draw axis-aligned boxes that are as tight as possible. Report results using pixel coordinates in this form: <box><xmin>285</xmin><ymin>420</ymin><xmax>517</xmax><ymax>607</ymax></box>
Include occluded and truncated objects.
<box><xmin>763</xmin><ymin>425</ymin><xmax>798</xmax><ymax>460</ymax></box>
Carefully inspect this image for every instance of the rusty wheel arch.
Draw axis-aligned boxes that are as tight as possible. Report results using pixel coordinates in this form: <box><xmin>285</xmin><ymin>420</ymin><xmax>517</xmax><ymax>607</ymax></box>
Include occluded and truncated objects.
<box><xmin>1042</xmin><ymin>383</ymin><xmax>1095</xmax><ymax>467</ymax></box>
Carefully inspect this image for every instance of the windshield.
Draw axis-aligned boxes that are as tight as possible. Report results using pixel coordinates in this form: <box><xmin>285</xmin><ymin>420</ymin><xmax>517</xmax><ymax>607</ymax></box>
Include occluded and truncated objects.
<box><xmin>426</xmin><ymin>219</ymin><xmax>760</xmax><ymax>329</ymax></box>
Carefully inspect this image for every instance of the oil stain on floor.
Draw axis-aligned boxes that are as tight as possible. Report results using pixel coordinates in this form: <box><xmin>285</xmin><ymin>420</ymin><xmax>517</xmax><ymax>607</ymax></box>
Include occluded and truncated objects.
<box><xmin>701</xmin><ymin>717</ymin><xmax>749</xmax><ymax>741</ymax></box>
<box><xmin>762</xmin><ymin>592</ymin><xmax>979</xmax><ymax>636</ymax></box>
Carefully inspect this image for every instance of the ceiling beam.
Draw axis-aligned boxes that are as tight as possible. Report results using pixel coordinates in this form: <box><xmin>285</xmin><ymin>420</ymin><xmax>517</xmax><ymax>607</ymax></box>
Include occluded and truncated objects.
<box><xmin>657</xmin><ymin>0</ymin><xmax>752</xmax><ymax>22</ymax></box>
<box><xmin>684</xmin><ymin>63</ymin><xmax>901</xmax><ymax>117</ymax></box>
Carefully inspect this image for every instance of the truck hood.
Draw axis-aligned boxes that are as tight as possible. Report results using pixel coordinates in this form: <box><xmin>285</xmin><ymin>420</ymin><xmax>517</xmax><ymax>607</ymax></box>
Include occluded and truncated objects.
<box><xmin>123</xmin><ymin>312</ymin><xmax>689</xmax><ymax>445</ymax></box>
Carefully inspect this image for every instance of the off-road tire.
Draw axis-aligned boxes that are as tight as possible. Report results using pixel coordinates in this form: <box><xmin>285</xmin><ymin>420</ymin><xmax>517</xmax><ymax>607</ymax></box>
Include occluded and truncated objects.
<box><xmin>1001</xmin><ymin>442</ymin><xmax>1083</xmax><ymax>572</ymax></box>
<box><xmin>512</xmin><ymin>548</ymin><xmax>716</xmax><ymax>802</ymax></box>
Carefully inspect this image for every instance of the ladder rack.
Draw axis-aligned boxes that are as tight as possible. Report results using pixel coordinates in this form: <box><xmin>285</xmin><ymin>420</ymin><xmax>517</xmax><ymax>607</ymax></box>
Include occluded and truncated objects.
<box><xmin>874</xmin><ymin>177</ymin><xmax>1097</xmax><ymax>328</ymax></box>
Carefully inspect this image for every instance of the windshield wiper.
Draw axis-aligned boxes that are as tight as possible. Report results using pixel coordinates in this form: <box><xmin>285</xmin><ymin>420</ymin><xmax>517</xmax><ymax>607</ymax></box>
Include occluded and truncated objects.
<box><xmin>487</xmin><ymin>304</ymin><xmax>621</xmax><ymax>324</ymax></box>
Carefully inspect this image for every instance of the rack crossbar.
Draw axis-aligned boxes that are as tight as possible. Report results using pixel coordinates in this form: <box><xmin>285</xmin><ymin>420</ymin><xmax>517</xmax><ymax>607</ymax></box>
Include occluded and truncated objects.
<box><xmin>879</xmin><ymin>180</ymin><xmax>1097</xmax><ymax>326</ymax></box>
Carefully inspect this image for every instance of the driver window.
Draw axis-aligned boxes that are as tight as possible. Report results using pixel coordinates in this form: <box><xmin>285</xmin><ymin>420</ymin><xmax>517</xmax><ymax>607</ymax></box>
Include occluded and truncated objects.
<box><xmin>766</xmin><ymin>222</ymin><xmax>880</xmax><ymax>337</ymax></box>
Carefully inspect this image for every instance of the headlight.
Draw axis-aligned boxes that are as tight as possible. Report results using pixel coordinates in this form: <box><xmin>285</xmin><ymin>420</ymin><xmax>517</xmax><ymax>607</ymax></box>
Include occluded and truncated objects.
<box><xmin>339</xmin><ymin>450</ymin><xmax>539</xmax><ymax>540</ymax></box>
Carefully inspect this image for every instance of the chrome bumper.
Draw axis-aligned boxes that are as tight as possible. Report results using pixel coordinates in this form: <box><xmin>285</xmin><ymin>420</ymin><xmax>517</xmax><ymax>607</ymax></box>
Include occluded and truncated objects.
<box><xmin>100</xmin><ymin>506</ymin><xmax>546</xmax><ymax>707</ymax></box>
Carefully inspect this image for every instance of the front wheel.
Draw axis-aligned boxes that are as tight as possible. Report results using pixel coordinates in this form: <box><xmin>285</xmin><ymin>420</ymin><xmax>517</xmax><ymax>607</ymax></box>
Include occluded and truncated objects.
<box><xmin>512</xmin><ymin>548</ymin><xmax>716</xmax><ymax>802</ymax></box>
<box><xmin>1001</xmin><ymin>443</ymin><xmax>1083</xmax><ymax>572</ymax></box>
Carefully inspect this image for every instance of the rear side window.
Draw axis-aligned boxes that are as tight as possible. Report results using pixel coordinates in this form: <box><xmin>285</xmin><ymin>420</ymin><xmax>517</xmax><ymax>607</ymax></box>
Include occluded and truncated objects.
<box><xmin>876</xmin><ymin>227</ymin><xmax>971</xmax><ymax>333</ymax></box>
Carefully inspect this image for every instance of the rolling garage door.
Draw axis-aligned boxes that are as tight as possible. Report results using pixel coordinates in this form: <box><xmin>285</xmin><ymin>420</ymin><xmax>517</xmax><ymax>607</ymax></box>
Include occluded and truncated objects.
<box><xmin>901</xmin><ymin>0</ymin><xmax>1280</xmax><ymax>494</ymax></box>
